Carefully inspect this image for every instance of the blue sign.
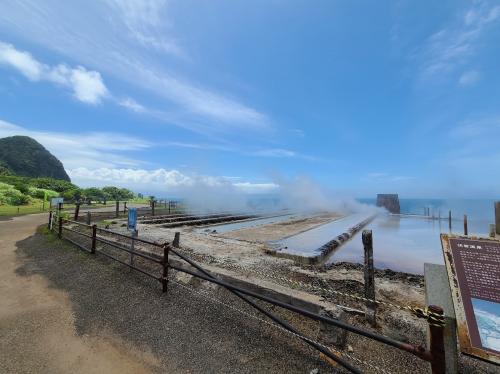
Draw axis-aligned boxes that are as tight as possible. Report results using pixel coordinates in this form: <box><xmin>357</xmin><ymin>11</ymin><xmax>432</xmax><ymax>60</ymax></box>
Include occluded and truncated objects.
<box><xmin>127</xmin><ymin>208</ymin><xmax>137</xmax><ymax>231</ymax></box>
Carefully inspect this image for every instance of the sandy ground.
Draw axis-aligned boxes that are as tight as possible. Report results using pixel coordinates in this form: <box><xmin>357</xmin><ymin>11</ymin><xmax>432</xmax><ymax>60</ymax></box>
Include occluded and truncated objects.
<box><xmin>0</xmin><ymin>213</ymin><xmax>160</xmax><ymax>374</ymax></box>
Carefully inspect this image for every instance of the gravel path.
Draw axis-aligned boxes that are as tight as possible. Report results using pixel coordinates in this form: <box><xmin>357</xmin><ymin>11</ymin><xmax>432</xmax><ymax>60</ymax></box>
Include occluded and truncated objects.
<box><xmin>12</xmin><ymin>229</ymin><xmax>340</xmax><ymax>374</ymax></box>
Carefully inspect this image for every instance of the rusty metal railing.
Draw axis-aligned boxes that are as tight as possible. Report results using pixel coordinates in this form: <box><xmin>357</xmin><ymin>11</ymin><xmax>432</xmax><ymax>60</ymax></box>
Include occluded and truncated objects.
<box><xmin>49</xmin><ymin>211</ymin><xmax>446</xmax><ymax>373</ymax></box>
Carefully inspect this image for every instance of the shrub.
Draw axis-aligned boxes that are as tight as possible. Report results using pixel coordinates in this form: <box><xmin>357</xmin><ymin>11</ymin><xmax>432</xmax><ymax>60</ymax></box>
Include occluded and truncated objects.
<box><xmin>28</xmin><ymin>187</ymin><xmax>59</xmax><ymax>200</ymax></box>
<box><xmin>0</xmin><ymin>182</ymin><xmax>31</xmax><ymax>205</ymax></box>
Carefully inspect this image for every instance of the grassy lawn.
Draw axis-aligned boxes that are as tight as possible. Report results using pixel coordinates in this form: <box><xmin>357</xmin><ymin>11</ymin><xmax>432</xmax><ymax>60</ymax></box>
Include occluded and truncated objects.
<box><xmin>0</xmin><ymin>200</ymin><xmax>49</xmax><ymax>216</ymax></box>
<box><xmin>0</xmin><ymin>198</ymin><xmax>157</xmax><ymax>217</ymax></box>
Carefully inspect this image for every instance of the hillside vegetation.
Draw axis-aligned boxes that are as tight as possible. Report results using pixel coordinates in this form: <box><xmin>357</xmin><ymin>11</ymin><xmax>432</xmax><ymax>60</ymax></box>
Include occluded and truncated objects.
<box><xmin>0</xmin><ymin>136</ymin><xmax>70</xmax><ymax>181</ymax></box>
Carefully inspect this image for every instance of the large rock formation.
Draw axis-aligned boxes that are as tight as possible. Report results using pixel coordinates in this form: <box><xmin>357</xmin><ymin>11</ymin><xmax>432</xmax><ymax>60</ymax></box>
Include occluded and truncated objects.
<box><xmin>376</xmin><ymin>194</ymin><xmax>400</xmax><ymax>214</ymax></box>
<box><xmin>0</xmin><ymin>136</ymin><xmax>70</xmax><ymax>181</ymax></box>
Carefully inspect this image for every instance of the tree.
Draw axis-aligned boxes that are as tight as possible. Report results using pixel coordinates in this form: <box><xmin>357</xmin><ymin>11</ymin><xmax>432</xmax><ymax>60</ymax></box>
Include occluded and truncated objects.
<box><xmin>82</xmin><ymin>187</ymin><xmax>105</xmax><ymax>203</ymax></box>
<box><xmin>102</xmin><ymin>186</ymin><xmax>134</xmax><ymax>201</ymax></box>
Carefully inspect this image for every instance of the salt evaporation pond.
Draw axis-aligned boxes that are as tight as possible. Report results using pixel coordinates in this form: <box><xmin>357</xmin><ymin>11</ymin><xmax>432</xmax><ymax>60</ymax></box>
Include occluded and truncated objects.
<box><xmin>270</xmin><ymin>213</ymin><xmax>373</xmax><ymax>254</ymax></box>
<box><xmin>328</xmin><ymin>214</ymin><xmax>492</xmax><ymax>274</ymax></box>
<box><xmin>196</xmin><ymin>213</ymin><xmax>301</xmax><ymax>234</ymax></box>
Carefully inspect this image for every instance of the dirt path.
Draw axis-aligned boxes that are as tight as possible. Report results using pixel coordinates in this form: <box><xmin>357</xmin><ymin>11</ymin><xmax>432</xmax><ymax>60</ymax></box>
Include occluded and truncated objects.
<box><xmin>0</xmin><ymin>214</ymin><xmax>160</xmax><ymax>374</ymax></box>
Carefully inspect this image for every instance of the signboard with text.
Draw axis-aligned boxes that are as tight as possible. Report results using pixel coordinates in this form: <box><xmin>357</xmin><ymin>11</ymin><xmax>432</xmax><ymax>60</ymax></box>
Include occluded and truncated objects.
<box><xmin>51</xmin><ymin>197</ymin><xmax>63</xmax><ymax>208</ymax></box>
<box><xmin>441</xmin><ymin>234</ymin><xmax>500</xmax><ymax>364</ymax></box>
<box><xmin>127</xmin><ymin>208</ymin><xmax>137</xmax><ymax>232</ymax></box>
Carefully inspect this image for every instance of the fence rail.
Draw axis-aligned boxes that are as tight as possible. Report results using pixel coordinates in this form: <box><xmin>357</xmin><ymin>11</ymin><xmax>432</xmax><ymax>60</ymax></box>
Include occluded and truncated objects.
<box><xmin>49</xmin><ymin>211</ymin><xmax>446</xmax><ymax>374</ymax></box>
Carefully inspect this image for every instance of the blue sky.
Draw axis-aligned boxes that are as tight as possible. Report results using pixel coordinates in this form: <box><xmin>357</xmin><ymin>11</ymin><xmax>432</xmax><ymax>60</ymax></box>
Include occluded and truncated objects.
<box><xmin>0</xmin><ymin>0</ymin><xmax>499</xmax><ymax>198</ymax></box>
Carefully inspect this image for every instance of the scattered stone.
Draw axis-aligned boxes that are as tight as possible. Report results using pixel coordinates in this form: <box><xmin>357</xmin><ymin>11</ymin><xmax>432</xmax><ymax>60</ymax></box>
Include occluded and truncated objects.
<box><xmin>318</xmin><ymin>306</ymin><xmax>347</xmax><ymax>348</ymax></box>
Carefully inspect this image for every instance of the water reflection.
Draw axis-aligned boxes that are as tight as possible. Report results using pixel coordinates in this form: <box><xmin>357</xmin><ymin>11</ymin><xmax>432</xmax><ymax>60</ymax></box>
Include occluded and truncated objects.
<box><xmin>270</xmin><ymin>213</ymin><xmax>373</xmax><ymax>255</ymax></box>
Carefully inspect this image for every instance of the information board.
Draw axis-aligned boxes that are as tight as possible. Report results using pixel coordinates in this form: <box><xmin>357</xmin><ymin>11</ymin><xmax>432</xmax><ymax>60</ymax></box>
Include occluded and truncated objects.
<box><xmin>127</xmin><ymin>208</ymin><xmax>137</xmax><ymax>232</ymax></box>
<box><xmin>441</xmin><ymin>234</ymin><xmax>500</xmax><ymax>364</ymax></box>
<box><xmin>50</xmin><ymin>197</ymin><xmax>63</xmax><ymax>208</ymax></box>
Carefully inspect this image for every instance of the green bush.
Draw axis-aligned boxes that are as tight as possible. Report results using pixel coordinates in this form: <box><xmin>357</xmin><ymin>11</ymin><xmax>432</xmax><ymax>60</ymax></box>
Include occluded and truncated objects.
<box><xmin>28</xmin><ymin>187</ymin><xmax>59</xmax><ymax>200</ymax></box>
<box><xmin>0</xmin><ymin>182</ymin><xmax>31</xmax><ymax>205</ymax></box>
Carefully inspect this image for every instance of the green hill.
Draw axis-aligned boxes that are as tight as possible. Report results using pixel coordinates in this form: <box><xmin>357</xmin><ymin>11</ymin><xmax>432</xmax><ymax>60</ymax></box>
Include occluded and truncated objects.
<box><xmin>0</xmin><ymin>136</ymin><xmax>70</xmax><ymax>181</ymax></box>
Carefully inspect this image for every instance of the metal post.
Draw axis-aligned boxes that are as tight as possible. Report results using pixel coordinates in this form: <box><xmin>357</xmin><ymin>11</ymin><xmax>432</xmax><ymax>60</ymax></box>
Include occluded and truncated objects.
<box><xmin>115</xmin><ymin>201</ymin><xmax>119</xmax><ymax>218</ymax></box>
<box><xmin>448</xmin><ymin>211</ymin><xmax>452</xmax><ymax>231</ymax></box>
<box><xmin>129</xmin><ymin>230</ymin><xmax>137</xmax><ymax>268</ymax></box>
<box><xmin>464</xmin><ymin>214</ymin><xmax>468</xmax><ymax>236</ymax></box>
<box><xmin>48</xmin><ymin>211</ymin><xmax>53</xmax><ymax>229</ymax></box>
<box><xmin>58</xmin><ymin>216</ymin><xmax>63</xmax><ymax>238</ymax></box>
<box><xmin>162</xmin><ymin>244</ymin><xmax>169</xmax><ymax>293</ymax></box>
<box><xmin>173</xmin><ymin>232</ymin><xmax>180</xmax><ymax>248</ymax></box>
<box><xmin>428</xmin><ymin>305</ymin><xmax>446</xmax><ymax>374</ymax></box>
<box><xmin>91</xmin><ymin>225</ymin><xmax>97</xmax><ymax>254</ymax></box>
<box><xmin>362</xmin><ymin>230</ymin><xmax>376</xmax><ymax>326</ymax></box>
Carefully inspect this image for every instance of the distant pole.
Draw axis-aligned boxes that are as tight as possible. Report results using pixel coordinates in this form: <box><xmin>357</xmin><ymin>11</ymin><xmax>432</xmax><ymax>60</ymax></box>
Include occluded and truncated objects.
<box><xmin>362</xmin><ymin>230</ymin><xmax>376</xmax><ymax>326</ymax></box>
<box><xmin>448</xmin><ymin>210</ymin><xmax>452</xmax><ymax>231</ymax></box>
<box><xmin>464</xmin><ymin>214</ymin><xmax>468</xmax><ymax>236</ymax></box>
<box><xmin>495</xmin><ymin>202</ymin><xmax>500</xmax><ymax>236</ymax></box>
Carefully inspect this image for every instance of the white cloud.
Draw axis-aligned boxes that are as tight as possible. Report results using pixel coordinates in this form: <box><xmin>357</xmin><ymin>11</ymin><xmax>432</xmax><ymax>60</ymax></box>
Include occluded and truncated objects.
<box><xmin>458</xmin><ymin>70</ymin><xmax>480</xmax><ymax>86</ymax></box>
<box><xmin>118</xmin><ymin>97</ymin><xmax>146</xmax><ymax>113</ymax></box>
<box><xmin>67</xmin><ymin>167</ymin><xmax>279</xmax><ymax>195</ymax></box>
<box><xmin>104</xmin><ymin>0</ymin><xmax>184</xmax><ymax>57</ymax></box>
<box><xmin>0</xmin><ymin>119</ymin><xmax>149</xmax><ymax>169</ymax></box>
<box><xmin>0</xmin><ymin>41</ymin><xmax>108</xmax><ymax>104</ymax></box>
<box><xmin>252</xmin><ymin>148</ymin><xmax>296</xmax><ymax>158</ymax></box>
<box><xmin>0</xmin><ymin>2</ymin><xmax>269</xmax><ymax>133</ymax></box>
<box><xmin>0</xmin><ymin>41</ymin><xmax>42</xmax><ymax>80</ymax></box>
<box><xmin>418</xmin><ymin>2</ymin><xmax>500</xmax><ymax>80</ymax></box>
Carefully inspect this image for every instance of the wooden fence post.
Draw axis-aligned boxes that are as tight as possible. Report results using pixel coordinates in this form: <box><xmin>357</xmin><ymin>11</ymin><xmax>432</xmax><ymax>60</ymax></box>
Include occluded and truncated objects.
<box><xmin>48</xmin><ymin>211</ymin><xmax>53</xmax><ymax>229</ymax></box>
<box><xmin>74</xmin><ymin>202</ymin><xmax>80</xmax><ymax>221</ymax></box>
<box><xmin>91</xmin><ymin>224</ymin><xmax>97</xmax><ymax>254</ymax></box>
<box><xmin>115</xmin><ymin>201</ymin><xmax>119</xmax><ymax>218</ymax></box>
<box><xmin>162</xmin><ymin>244</ymin><xmax>169</xmax><ymax>293</ymax></box>
<box><xmin>123</xmin><ymin>201</ymin><xmax>127</xmax><ymax>213</ymax></box>
<box><xmin>152</xmin><ymin>201</ymin><xmax>155</xmax><ymax>216</ymax></box>
<box><xmin>58</xmin><ymin>216</ymin><xmax>63</xmax><ymax>238</ymax></box>
<box><xmin>362</xmin><ymin>230</ymin><xmax>376</xmax><ymax>326</ymax></box>
<box><xmin>173</xmin><ymin>232</ymin><xmax>180</xmax><ymax>248</ymax></box>
<box><xmin>428</xmin><ymin>305</ymin><xmax>446</xmax><ymax>374</ymax></box>
<box><xmin>86</xmin><ymin>211</ymin><xmax>91</xmax><ymax>225</ymax></box>
<box><xmin>463</xmin><ymin>214</ymin><xmax>468</xmax><ymax>236</ymax></box>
